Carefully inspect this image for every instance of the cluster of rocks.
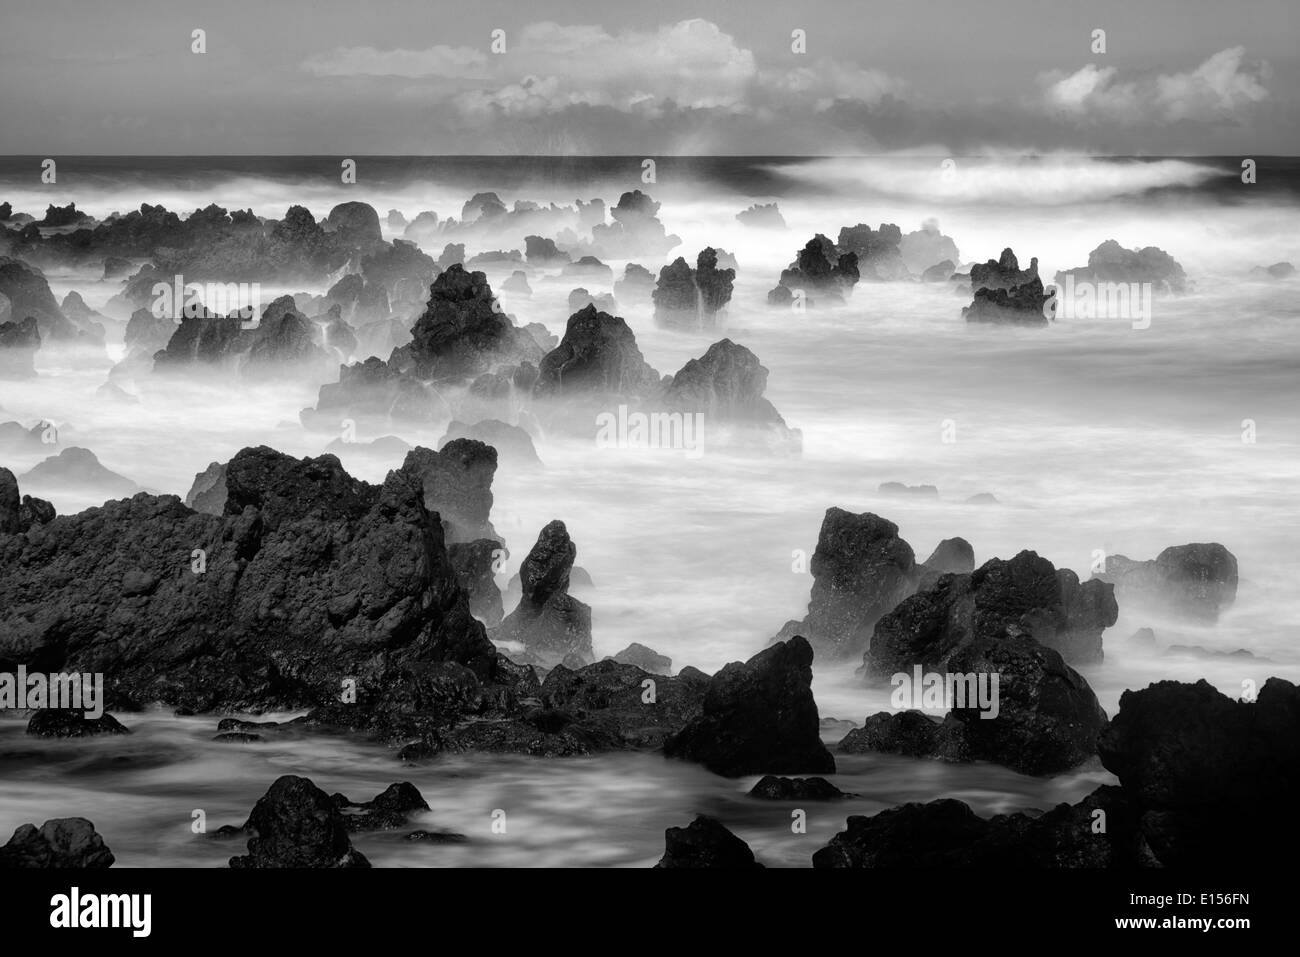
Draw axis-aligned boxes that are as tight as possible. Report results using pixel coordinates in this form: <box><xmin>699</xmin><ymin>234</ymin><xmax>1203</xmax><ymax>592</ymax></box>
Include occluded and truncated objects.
<box><xmin>1093</xmin><ymin>543</ymin><xmax>1238</xmax><ymax>622</ymax></box>
<box><xmin>767</xmin><ymin>235</ymin><xmax>860</xmax><ymax>307</ymax></box>
<box><xmin>815</xmin><ymin>677</ymin><xmax>1299</xmax><ymax>867</ymax></box>
<box><xmin>836</xmin><ymin>223</ymin><xmax>910</xmax><ymax>281</ymax></box>
<box><xmin>961</xmin><ymin>248</ymin><xmax>1051</xmax><ymax>325</ymax></box>
<box><xmin>1</xmin><ymin>444</ymin><xmax>834</xmax><ymax>779</ymax></box>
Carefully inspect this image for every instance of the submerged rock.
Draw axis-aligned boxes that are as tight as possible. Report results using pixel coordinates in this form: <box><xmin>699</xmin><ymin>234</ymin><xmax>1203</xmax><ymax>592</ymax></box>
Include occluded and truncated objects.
<box><xmin>331</xmin><ymin>781</ymin><xmax>429</xmax><ymax>831</ymax></box>
<box><xmin>1093</xmin><ymin>543</ymin><xmax>1238</xmax><ymax>622</ymax></box>
<box><xmin>26</xmin><ymin>709</ymin><xmax>130</xmax><ymax>738</ymax></box>
<box><xmin>748</xmin><ymin>775</ymin><xmax>847</xmax><ymax>800</ymax></box>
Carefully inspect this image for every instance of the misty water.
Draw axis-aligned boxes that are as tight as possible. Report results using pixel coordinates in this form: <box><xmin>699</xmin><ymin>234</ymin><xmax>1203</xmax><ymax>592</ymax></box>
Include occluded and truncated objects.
<box><xmin>2</xmin><ymin>155</ymin><xmax>1298</xmax><ymax>865</ymax></box>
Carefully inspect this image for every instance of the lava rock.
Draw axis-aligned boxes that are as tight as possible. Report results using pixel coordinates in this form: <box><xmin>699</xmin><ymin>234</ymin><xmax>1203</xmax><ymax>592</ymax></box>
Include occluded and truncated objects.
<box><xmin>655</xmin><ymin>815</ymin><xmax>763</xmax><ymax>868</ymax></box>
<box><xmin>0</xmin><ymin>818</ymin><xmax>115</xmax><ymax>868</ymax></box>
<box><xmin>229</xmin><ymin>775</ymin><xmax>371</xmax><ymax>868</ymax></box>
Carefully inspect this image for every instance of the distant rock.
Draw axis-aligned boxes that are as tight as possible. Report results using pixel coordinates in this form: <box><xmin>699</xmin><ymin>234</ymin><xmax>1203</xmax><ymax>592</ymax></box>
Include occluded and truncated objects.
<box><xmin>606</xmin><ymin>642</ymin><xmax>672</xmax><ymax>675</ymax></box>
<box><xmin>0</xmin><ymin>257</ymin><xmax>74</xmax><ymax>341</ymax></box>
<box><xmin>386</xmin><ymin>209</ymin><xmax>407</xmax><ymax>229</ymax></box>
<box><xmin>1250</xmin><ymin>261</ymin><xmax>1294</xmax><ymax>280</ymax></box>
<box><xmin>613</xmin><ymin>262</ymin><xmax>656</xmax><ymax>302</ymax></box>
<box><xmin>495</xmin><ymin>520</ymin><xmax>592</xmax><ymax>667</ymax></box>
<box><xmin>37</xmin><ymin>202</ymin><xmax>92</xmax><ymax>228</ymax></box>
<box><xmin>0</xmin><ymin>316</ymin><xmax>40</xmax><ymax>378</ymax></box>
<box><xmin>922</xmin><ymin>538</ymin><xmax>975</xmax><ymax>574</ymax></box>
<box><xmin>655</xmin><ymin>815</ymin><xmax>763</xmax><ymax>869</ymax></box>
<box><xmin>665</xmin><ymin>636</ymin><xmax>835</xmax><ymax>777</ymax></box>
<box><xmin>20</xmin><ymin>447</ymin><xmax>139</xmax><ymax>499</ymax></box>
<box><xmin>879</xmin><ymin>481</ymin><xmax>938</xmax><ymax>497</ymax></box>
<box><xmin>501</xmin><ymin>271</ymin><xmax>532</xmax><ymax>296</ymax></box>
<box><xmin>439</xmin><ymin>418</ymin><xmax>541</xmax><ymax>468</ymax></box>
<box><xmin>920</xmin><ymin>260</ymin><xmax>956</xmax><ymax>282</ymax></box>
<box><xmin>837</xmin><ymin>223</ymin><xmax>909</xmax><ymax>281</ymax></box>
<box><xmin>736</xmin><ymin>203</ymin><xmax>786</xmax><ymax>229</ymax></box>
<box><xmin>229</xmin><ymin>775</ymin><xmax>371</xmax><ymax>868</ymax></box>
<box><xmin>1055</xmin><ymin>239</ymin><xmax>1188</xmax><ymax>294</ymax></box>
<box><xmin>533</xmin><ymin>305</ymin><xmax>661</xmax><ymax>402</ymax></box>
<box><xmin>102</xmin><ymin>256</ymin><xmax>133</xmax><ymax>279</ymax></box>
<box><xmin>900</xmin><ymin>220</ymin><xmax>961</xmax><ymax>276</ymax></box>
<box><xmin>561</xmin><ymin>256</ymin><xmax>613</xmax><ymax>282</ymax></box>
<box><xmin>964</xmin><ymin>492</ymin><xmax>999</xmax><ymax>505</ymax></box>
<box><xmin>587</xmin><ymin>190</ymin><xmax>680</xmax><ymax>259</ymax></box>
<box><xmin>0</xmin><ymin>818</ymin><xmax>115</xmax><ymax>868</ymax></box>
<box><xmin>568</xmin><ymin>287</ymin><xmax>618</xmax><ymax>315</ymax></box>
<box><xmin>1093</xmin><ymin>544</ymin><xmax>1238</xmax><ymax>622</ymax></box>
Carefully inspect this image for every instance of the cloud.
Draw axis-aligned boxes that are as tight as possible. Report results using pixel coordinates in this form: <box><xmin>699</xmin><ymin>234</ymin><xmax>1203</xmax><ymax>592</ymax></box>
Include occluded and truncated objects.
<box><xmin>1039</xmin><ymin>47</ymin><xmax>1269</xmax><ymax>124</ymax></box>
<box><xmin>300</xmin><ymin>18</ymin><xmax>905</xmax><ymax>119</ymax></box>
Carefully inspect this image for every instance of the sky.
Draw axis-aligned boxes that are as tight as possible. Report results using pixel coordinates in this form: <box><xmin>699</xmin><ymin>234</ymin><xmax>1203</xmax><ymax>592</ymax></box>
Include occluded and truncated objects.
<box><xmin>0</xmin><ymin>0</ymin><xmax>1295</xmax><ymax>155</ymax></box>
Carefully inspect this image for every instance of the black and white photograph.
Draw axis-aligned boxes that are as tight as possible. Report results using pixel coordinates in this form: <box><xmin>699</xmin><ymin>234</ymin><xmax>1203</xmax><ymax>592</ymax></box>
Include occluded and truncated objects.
<box><xmin>0</xmin><ymin>0</ymin><xmax>1293</xmax><ymax>934</ymax></box>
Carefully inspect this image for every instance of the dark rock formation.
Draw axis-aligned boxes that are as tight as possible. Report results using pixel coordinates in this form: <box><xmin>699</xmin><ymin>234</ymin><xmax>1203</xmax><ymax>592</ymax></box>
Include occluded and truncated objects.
<box><xmin>772</xmin><ymin>509</ymin><xmax>918</xmax><ymax>660</ymax></box>
<box><xmin>229</xmin><ymin>775</ymin><xmax>371</xmax><ymax>868</ymax></box>
<box><xmin>1055</xmin><ymin>240</ymin><xmax>1187</xmax><ymax>294</ymax></box>
<box><xmin>1097</xmin><ymin>678</ymin><xmax>1300</xmax><ymax>867</ymax></box>
<box><xmin>390</xmin><ymin>264</ymin><xmax>542</xmax><ymax>382</ymax></box>
<box><xmin>812</xmin><ymin>788</ymin><xmax>1138</xmax><ymax>868</ymax></box>
<box><xmin>447</xmin><ymin>538</ymin><xmax>505</xmax><ymax>627</ymax></box>
<box><xmin>838</xmin><ymin>710</ymin><xmax>961</xmax><ymax>759</ymax></box>
<box><xmin>652</xmin><ymin>248</ymin><xmax>735</xmax><ymax>330</ymax></box>
<box><xmin>962</xmin><ymin>248</ymin><xmax>1050</xmax><ymax>326</ymax></box>
<box><xmin>0</xmin><ymin>818</ymin><xmax>115</xmax><ymax>868</ymax></box>
<box><xmin>533</xmin><ymin>305</ymin><xmax>661</xmax><ymax>401</ymax></box>
<box><xmin>767</xmin><ymin>234</ymin><xmax>860</xmax><ymax>306</ymax></box>
<box><xmin>0</xmin><ymin>445</ymin><xmax>497</xmax><ymax>714</ymax></box>
<box><xmin>37</xmin><ymin>202</ymin><xmax>92</xmax><ymax>228</ymax></box>
<box><xmin>1093</xmin><ymin>543</ymin><xmax>1238</xmax><ymax>622</ymax></box>
<box><xmin>537</xmin><ymin>659</ymin><xmax>708</xmax><ymax>749</ymax></box>
<box><xmin>665</xmin><ymin>636</ymin><xmax>834</xmax><ymax>777</ymax></box>
<box><xmin>331</xmin><ymin>781</ymin><xmax>429</xmax><ymax>831</ymax></box>
<box><xmin>655</xmin><ymin>815</ymin><xmax>762</xmax><ymax>868</ymax></box>
<box><xmin>496</xmin><ymin>520</ymin><xmax>592</xmax><ymax>667</ymax></box>
<box><xmin>662</xmin><ymin>338</ymin><xmax>801</xmax><ymax>453</ymax></box>
<box><xmin>588</xmin><ymin>190</ymin><xmax>680</xmax><ymax>258</ymax></box>
<box><xmin>0</xmin><ymin>466</ymin><xmax>56</xmax><ymax>533</ymax></box>
<box><xmin>865</xmin><ymin>549</ymin><xmax>1118</xmax><ymax>671</ymax></box>
<box><xmin>325</xmin><ymin>202</ymin><xmax>383</xmax><ymax>246</ymax></box>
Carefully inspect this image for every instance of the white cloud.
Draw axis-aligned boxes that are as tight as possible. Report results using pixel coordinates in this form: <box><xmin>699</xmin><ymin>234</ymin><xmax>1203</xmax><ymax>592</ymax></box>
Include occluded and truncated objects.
<box><xmin>1040</xmin><ymin>47</ymin><xmax>1268</xmax><ymax>124</ymax></box>
<box><xmin>300</xmin><ymin>18</ymin><xmax>903</xmax><ymax>118</ymax></box>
